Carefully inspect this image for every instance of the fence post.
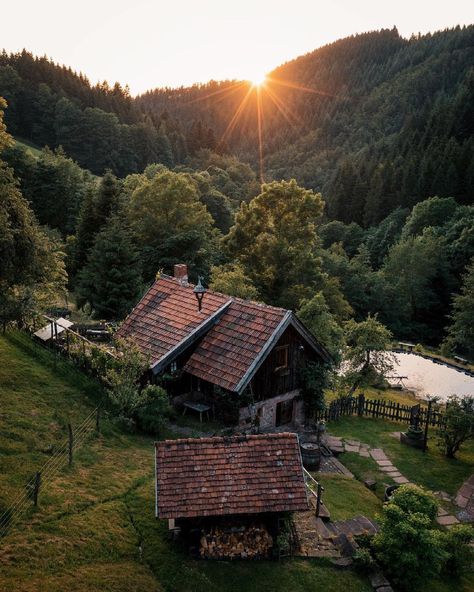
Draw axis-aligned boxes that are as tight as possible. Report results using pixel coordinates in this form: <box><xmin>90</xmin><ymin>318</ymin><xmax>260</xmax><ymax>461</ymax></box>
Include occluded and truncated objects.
<box><xmin>316</xmin><ymin>483</ymin><xmax>322</xmax><ymax>518</ymax></box>
<box><xmin>358</xmin><ymin>393</ymin><xmax>365</xmax><ymax>416</ymax></box>
<box><xmin>423</xmin><ymin>400</ymin><xmax>432</xmax><ymax>452</ymax></box>
<box><xmin>68</xmin><ymin>423</ymin><xmax>73</xmax><ymax>467</ymax></box>
<box><xmin>33</xmin><ymin>472</ymin><xmax>41</xmax><ymax>506</ymax></box>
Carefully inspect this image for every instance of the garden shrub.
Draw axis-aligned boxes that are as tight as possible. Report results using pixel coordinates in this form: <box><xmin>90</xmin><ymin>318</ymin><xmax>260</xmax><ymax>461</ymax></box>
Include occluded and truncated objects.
<box><xmin>372</xmin><ymin>484</ymin><xmax>448</xmax><ymax>590</ymax></box>
<box><xmin>442</xmin><ymin>524</ymin><xmax>474</xmax><ymax>576</ymax></box>
<box><xmin>136</xmin><ymin>385</ymin><xmax>172</xmax><ymax>435</ymax></box>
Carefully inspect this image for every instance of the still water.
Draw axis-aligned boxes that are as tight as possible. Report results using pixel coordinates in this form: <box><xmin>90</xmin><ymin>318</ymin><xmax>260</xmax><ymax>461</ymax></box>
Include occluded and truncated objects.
<box><xmin>390</xmin><ymin>352</ymin><xmax>474</xmax><ymax>401</ymax></box>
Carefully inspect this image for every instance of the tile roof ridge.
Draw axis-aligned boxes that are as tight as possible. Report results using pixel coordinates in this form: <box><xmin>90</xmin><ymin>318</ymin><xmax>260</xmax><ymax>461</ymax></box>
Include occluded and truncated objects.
<box><xmin>155</xmin><ymin>432</ymin><xmax>297</xmax><ymax>448</ymax></box>
<box><xmin>157</xmin><ymin>273</ymin><xmax>290</xmax><ymax>313</ymax></box>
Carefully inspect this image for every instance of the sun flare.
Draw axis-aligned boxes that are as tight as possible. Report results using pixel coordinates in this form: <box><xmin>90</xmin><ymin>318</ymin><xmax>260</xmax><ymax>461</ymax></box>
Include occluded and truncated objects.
<box><xmin>250</xmin><ymin>73</ymin><xmax>267</xmax><ymax>87</ymax></box>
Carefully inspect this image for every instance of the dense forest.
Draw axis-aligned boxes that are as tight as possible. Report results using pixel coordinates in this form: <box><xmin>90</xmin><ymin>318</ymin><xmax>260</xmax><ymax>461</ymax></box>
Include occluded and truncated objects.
<box><xmin>1</xmin><ymin>26</ymin><xmax>473</xmax><ymax>357</ymax></box>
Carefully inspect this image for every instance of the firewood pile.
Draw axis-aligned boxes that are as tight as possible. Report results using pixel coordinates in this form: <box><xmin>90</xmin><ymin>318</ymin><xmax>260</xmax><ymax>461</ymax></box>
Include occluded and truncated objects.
<box><xmin>199</xmin><ymin>523</ymin><xmax>273</xmax><ymax>559</ymax></box>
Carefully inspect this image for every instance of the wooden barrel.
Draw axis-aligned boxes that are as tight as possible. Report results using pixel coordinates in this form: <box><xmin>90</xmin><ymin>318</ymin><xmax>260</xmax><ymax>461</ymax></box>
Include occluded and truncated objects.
<box><xmin>300</xmin><ymin>442</ymin><xmax>321</xmax><ymax>470</ymax></box>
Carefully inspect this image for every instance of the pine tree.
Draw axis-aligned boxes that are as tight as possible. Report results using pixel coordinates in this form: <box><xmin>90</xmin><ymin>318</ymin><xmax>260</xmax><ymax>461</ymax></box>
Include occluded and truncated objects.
<box><xmin>444</xmin><ymin>259</ymin><xmax>474</xmax><ymax>358</ymax></box>
<box><xmin>76</xmin><ymin>215</ymin><xmax>142</xmax><ymax>320</ymax></box>
<box><xmin>95</xmin><ymin>169</ymin><xmax>121</xmax><ymax>226</ymax></box>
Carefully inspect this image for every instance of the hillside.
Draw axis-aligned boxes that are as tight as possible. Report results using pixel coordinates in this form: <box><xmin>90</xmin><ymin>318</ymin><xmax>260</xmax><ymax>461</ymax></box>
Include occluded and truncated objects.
<box><xmin>0</xmin><ymin>332</ymin><xmax>374</xmax><ymax>592</ymax></box>
<box><xmin>2</xmin><ymin>27</ymin><xmax>473</xmax><ymax>224</ymax></box>
<box><xmin>138</xmin><ymin>26</ymin><xmax>474</xmax><ymax>225</ymax></box>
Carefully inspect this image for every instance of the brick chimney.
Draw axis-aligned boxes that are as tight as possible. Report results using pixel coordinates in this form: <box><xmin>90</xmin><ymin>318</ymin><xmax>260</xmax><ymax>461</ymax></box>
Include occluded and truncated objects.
<box><xmin>174</xmin><ymin>264</ymin><xmax>188</xmax><ymax>285</ymax></box>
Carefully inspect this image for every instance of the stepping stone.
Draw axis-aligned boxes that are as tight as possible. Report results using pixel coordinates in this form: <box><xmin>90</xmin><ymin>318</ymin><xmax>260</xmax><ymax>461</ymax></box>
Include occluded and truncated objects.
<box><xmin>393</xmin><ymin>476</ymin><xmax>409</xmax><ymax>484</ymax></box>
<box><xmin>386</xmin><ymin>471</ymin><xmax>402</xmax><ymax>478</ymax></box>
<box><xmin>457</xmin><ymin>510</ymin><xmax>474</xmax><ymax>523</ymax></box>
<box><xmin>331</xmin><ymin>557</ymin><xmax>353</xmax><ymax>569</ymax></box>
<box><xmin>379</xmin><ymin>465</ymin><xmax>397</xmax><ymax>472</ymax></box>
<box><xmin>376</xmin><ymin>459</ymin><xmax>393</xmax><ymax>466</ymax></box>
<box><xmin>437</xmin><ymin>507</ymin><xmax>449</xmax><ymax>517</ymax></box>
<box><xmin>459</xmin><ymin>484</ymin><xmax>474</xmax><ymax>498</ymax></box>
<box><xmin>434</xmin><ymin>490</ymin><xmax>452</xmax><ymax>502</ymax></box>
<box><xmin>436</xmin><ymin>514</ymin><xmax>459</xmax><ymax>526</ymax></box>
<box><xmin>455</xmin><ymin>494</ymin><xmax>469</xmax><ymax>508</ymax></box>
<box><xmin>345</xmin><ymin>444</ymin><xmax>360</xmax><ymax>453</ymax></box>
<box><xmin>345</xmin><ymin>439</ymin><xmax>361</xmax><ymax>447</ymax></box>
<box><xmin>359</xmin><ymin>450</ymin><xmax>370</xmax><ymax>457</ymax></box>
<box><xmin>370</xmin><ymin>449</ymin><xmax>387</xmax><ymax>460</ymax></box>
<box><xmin>369</xmin><ymin>571</ymin><xmax>390</xmax><ymax>588</ymax></box>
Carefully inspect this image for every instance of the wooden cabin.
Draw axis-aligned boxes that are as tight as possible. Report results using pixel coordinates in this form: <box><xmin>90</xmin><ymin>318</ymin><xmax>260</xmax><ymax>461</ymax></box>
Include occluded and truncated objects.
<box><xmin>117</xmin><ymin>264</ymin><xmax>330</xmax><ymax>429</ymax></box>
<box><xmin>154</xmin><ymin>433</ymin><xmax>309</xmax><ymax>558</ymax></box>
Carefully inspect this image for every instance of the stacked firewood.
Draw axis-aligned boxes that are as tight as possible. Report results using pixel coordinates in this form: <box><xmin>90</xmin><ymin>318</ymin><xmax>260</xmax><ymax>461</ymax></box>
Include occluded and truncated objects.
<box><xmin>199</xmin><ymin>523</ymin><xmax>273</xmax><ymax>559</ymax></box>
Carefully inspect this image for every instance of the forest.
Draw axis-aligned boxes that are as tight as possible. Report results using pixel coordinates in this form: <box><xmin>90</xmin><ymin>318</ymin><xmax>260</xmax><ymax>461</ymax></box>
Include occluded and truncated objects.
<box><xmin>0</xmin><ymin>26</ymin><xmax>473</xmax><ymax>358</ymax></box>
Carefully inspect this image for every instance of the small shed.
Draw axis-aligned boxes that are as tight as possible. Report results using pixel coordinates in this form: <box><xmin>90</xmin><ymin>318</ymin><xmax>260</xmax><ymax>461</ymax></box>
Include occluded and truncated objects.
<box><xmin>33</xmin><ymin>317</ymin><xmax>73</xmax><ymax>341</ymax></box>
<box><xmin>154</xmin><ymin>433</ymin><xmax>308</xmax><ymax>558</ymax></box>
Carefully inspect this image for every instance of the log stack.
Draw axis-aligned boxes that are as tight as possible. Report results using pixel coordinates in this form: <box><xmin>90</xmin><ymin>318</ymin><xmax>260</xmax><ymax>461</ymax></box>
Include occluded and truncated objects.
<box><xmin>199</xmin><ymin>523</ymin><xmax>273</xmax><ymax>559</ymax></box>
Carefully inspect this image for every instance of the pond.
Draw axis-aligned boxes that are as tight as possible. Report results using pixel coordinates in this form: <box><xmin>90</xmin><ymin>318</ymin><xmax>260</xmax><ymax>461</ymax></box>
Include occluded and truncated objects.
<box><xmin>390</xmin><ymin>352</ymin><xmax>474</xmax><ymax>401</ymax></box>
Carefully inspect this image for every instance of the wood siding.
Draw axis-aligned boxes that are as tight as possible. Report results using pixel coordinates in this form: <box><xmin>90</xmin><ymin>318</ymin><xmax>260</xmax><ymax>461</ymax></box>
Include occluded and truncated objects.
<box><xmin>249</xmin><ymin>325</ymin><xmax>319</xmax><ymax>401</ymax></box>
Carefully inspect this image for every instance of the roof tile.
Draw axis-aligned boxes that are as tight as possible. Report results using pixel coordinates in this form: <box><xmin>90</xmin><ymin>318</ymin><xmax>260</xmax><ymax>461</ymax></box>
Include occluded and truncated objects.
<box><xmin>155</xmin><ymin>433</ymin><xmax>308</xmax><ymax>519</ymax></box>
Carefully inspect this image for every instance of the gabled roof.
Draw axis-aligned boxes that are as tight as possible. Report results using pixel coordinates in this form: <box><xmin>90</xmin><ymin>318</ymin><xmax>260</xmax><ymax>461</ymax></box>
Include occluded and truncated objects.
<box><xmin>154</xmin><ymin>433</ymin><xmax>308</xmax><ymax>519</ymax></box>
<box><xmin>116</xmin><ymin>276</ymin><xmax>231</xmax><ymax>370</ymax></box>
<box><xmin>117</xmin><ymin>273</ymin><xmax>331</xmax><ymax>389</ymax></box>
<box><xmin>183</xmin><ymin>300</ymin><xmax>290</xmax><ymax>392</ymax></box>
<box><xmin>184</xmin><ymin>302</ymin><xmax>331</xmax><ymax>393</ymax></box>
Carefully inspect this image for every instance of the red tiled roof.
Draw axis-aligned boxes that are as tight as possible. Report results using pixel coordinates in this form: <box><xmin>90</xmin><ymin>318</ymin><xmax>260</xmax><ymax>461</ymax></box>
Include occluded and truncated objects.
<box><xmin>116</xmin><ymin>275</ymin><xmax>230</xmax><ymax>368</ymax></box>
<box><xmin>155</xmin><ymin>433</ymin><xmax>308</xmax><ymax>519</ymax></box>
<box><xmin>184</xmin><ymin>299</ymin><xmax>288</xmax><ymax>392</ymax></box>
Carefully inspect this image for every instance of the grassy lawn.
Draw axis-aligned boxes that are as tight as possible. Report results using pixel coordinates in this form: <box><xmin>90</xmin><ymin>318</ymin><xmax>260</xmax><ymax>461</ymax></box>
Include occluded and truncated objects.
<box><xmin>0</xmin><ymin>332</ymin><xmax>371</xmax><ymax>592</ymax></box>
<box><xmin>316</xmin><ymin>473</ymin><xmax>382</xmax><ymax>521</ymax></box>
<box><xmin>326</xmin><ymin>416</ymin><xmax>474</xmax><ymax>495</ymax></box>
<box><xmin>326</xmin><ymin>386</ymin><xmax>421</xmax><ymax>406</ymax></box>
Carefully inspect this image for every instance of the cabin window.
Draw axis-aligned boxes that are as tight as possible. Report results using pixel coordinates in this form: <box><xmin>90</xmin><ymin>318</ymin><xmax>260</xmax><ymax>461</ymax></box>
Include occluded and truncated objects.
<box><xmin>274</xmin><ymin>345</ymin><xmax>289</xmax><ymax>372</ymax></box>
<box><xmin>170</xmin><ymin>361</ymin><xmax>178</xmax><ymax>374</ymax></box>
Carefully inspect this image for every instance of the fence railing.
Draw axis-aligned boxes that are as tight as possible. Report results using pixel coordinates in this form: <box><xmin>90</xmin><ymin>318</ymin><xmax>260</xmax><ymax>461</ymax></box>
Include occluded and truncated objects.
<box><xmin>302</xmin><ymin>467</ymin><xmax>324</xmax><ymax>517</ymax></box>
<box><xmin>0</xmin><ymin>408</ymin><xmax>99</xmax><ymax>539</ymax></box>
<box><xmin>314</xmin><ymin>394</ymin><xmax>446</xmax><ymax>427</ymax></box>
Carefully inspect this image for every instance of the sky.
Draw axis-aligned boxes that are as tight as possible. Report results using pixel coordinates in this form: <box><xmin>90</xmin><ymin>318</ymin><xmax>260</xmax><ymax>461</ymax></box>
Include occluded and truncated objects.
<box><xmin>3</xmin><ymin>1</ymin><xmax>473</xmax><ymax>95</ymax></box>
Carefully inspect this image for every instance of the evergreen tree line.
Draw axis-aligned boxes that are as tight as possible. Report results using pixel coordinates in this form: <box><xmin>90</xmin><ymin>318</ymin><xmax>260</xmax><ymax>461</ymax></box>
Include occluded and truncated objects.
<box><xmin>138</xmin><ymin>26</ymin><xmax>474</xmax><ymax>225</ymax></box>
<box><xmin>0</xmin><ymin>51</ymin><xmax>219</xmax><ymax>176</ymax></box>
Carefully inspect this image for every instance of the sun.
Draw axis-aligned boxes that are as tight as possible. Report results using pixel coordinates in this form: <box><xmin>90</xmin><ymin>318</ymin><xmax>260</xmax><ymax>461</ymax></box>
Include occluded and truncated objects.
<box><xmin>250</xmin><ymin>72</ymin><xmax>267</xmax><ymax>87</ymax></box>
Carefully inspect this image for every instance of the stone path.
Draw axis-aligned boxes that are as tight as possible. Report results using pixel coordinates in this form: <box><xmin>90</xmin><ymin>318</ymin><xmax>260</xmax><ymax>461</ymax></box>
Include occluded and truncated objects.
<box><xmin>294</xmin><ymin>511</ymin><xmax>379</xmax><ymax>558</ymax></box>
<box><xmin>454</xmin><ymin>474</ymin><xmax>474</xmax><ymax>523</ymax></box>
<box><xmin>325</xmin><ymin>434</ymin><xmax>463</xmax><ymax>529</ymax></box>
<box><xmin>325</xmin><ymin>436</ymin><xmax>411</xmax><ymax>485</ymax></box>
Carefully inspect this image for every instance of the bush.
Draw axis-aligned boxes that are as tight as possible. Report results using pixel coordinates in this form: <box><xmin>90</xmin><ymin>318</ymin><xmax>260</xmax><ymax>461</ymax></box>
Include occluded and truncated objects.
<box><xmin>442</xmin><ymin>524</ymin><xmax>474</xmax><ymax>576</ymax></box>
<box><xmin>352</xmin><ymin>548</ymin><xmax>376</xmax><ymax>574</ymax></box>
<box><xmin>437</xmin><ymin>395</ymin><xmax>474</xmax><ymax>458</ymax></box>
<box><xmin>135</xmin><ymin>385</ymin><xmax>172</xmax><ymax>435</ymax></box>
<box><xmin>390</xmin><ymin>483</ymin><xmax>438</xmax><ymax>520</ymax></box>
<box><xmin>373</xmin><ymin>484</ymin><xmax>447</xmax><ymax>590</ymax></box>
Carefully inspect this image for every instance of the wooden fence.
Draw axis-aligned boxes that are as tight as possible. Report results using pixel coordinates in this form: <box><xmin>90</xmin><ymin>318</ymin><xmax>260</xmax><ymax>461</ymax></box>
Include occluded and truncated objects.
<box><xmin>315</xmin><ymin>394</ymin><xmax>445</xmax><ymax>427</ymax></box>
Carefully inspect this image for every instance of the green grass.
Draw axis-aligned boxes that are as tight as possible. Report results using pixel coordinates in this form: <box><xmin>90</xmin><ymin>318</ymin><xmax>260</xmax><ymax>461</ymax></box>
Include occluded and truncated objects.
<box><xmin>327</xmin><ymin>416</ymin><xmax>474</xmax><ymax>495</ymax></box>
<box><xmin>316</xmin><ymin>473</ymin><xmax>382</xmax><ymax>521</ymax></box>
<box><xmin>0</xmin><ymin>332</ymin><xmax>371</xmax><ymax>592</ymax></box>
<box><xmin>326</xmin><ymin>386</ymin><xmax>421</xmax><ymax>406</ymax></box>
<box><xmin>15</xmin><ymin>137</ymin><xmax>43</xmax><ymax>158</ymax></box>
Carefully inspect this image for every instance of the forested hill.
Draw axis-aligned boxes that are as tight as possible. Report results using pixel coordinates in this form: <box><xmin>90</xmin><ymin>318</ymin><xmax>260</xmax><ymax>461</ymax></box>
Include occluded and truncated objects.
<box><xmin>138</xmin><ymin>26</ymin><xmax>474</xmax><ymax>226</ymax></box>
<box><xmin>1</xmin><ymin>26</ymin><xmax>473</xmax><ymax>226</ymax></box>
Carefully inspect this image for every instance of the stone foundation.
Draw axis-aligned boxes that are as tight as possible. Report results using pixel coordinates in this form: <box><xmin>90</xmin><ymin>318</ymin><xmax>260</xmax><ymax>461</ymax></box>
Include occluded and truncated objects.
<box><xmin>239</xmin><ymin>390</ymin><xmax>304</xmax><ymax>429</ymax></box>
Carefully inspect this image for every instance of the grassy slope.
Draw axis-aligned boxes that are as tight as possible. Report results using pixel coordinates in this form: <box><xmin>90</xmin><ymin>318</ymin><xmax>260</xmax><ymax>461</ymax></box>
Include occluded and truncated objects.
<box><xmin>0</xmin><ymin>332</ymin><xmax>371</xmax><ymax>592</ymax></box>
<box><xmin>14</xmin><ymin>137</ymin><xmax>43</xmax><ymax>158</ymax></box>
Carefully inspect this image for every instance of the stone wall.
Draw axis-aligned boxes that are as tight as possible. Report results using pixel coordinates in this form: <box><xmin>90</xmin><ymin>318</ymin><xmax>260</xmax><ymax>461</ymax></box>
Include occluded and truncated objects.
<box><xmin>239</xmin><ymin>390</ymin><xmax>304</xmax><ymax>430</ymax></box>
